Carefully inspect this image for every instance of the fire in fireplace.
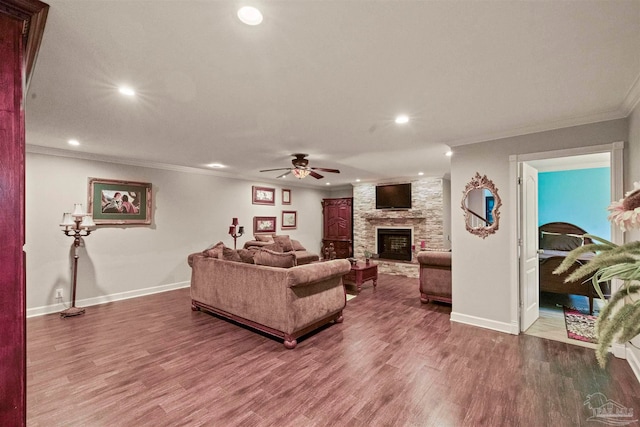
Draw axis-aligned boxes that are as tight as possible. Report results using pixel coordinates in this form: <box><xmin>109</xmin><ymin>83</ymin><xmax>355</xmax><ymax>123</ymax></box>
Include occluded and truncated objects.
<box><xmin>377</xmin><ymin>228</ymin><xmax>412</xmax><ymax>261</ymax></box>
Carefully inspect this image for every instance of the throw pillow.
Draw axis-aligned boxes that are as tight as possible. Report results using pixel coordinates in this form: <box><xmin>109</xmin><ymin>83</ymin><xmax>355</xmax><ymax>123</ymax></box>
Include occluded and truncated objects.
<box><xmin>291</xmin><ymin>239</ymin><xmax>306</xmax><ymax>251</ymax></box>
<box><xmin>222</xmin><ymin>247</ymin><xmax>242</xmax><ymax>262</ymax></box>
<box><xmin>262</xmin><ymin>243</ymin><xmax>284</xmax><ymax>253</ymax></box>
<box><xmin>237</xmin><ymin>249</ymin><xmax>255</xmax><ymax>264</ymax></box>
<box><xmin>273</xmin><ymin>235</ymin><xmax>294</xmax><ymax>252</ymax></box>
<box><xmin>203</xmin><ymin>241</ymin><xmax>225</xmax><ymax>258</ymax></box>
<box><xmin>255</xmin><ymin>234</ymin><xmax>274</xmax><ymax>243</ymax></box>
<box><xmin>253</xmin><ymin>249</ymin><xmax>297</xmax><ymax>268</ymax></box>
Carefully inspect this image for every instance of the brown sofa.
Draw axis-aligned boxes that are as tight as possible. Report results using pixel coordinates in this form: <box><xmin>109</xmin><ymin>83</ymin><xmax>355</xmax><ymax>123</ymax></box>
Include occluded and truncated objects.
<box><xmin>188</xmin><ymin>252</ymin><xmax>351</xmax><ymax>348</ymax></box>
<box><xmin>417</xmin><ymin>251</ymin><xmax>452</xmax><ymax>304</ymax></box>
<box><xmin>243</xmin><ymin>237</ymin><xmax>320</xmax><ymax>265</ymax></box>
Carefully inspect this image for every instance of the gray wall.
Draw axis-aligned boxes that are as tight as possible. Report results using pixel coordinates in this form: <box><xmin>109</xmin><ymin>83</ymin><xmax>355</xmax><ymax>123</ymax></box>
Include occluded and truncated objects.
<box><xmin>26</xmin><ymin>153</ymin><xmax>328</xmax><ymax>314</ymax></box>
<box><xmin>450</xmin><ymin>118</ymin><xmax>628</xmax><ymax>330</ymax></box>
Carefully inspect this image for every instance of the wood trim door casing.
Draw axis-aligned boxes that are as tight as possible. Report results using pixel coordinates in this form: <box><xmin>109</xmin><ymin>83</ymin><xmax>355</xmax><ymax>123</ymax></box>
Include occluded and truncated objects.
<box><xmin>0</xmin><ymin>1</ymin><xmax>48</xmax><ymax>426</ymax></box>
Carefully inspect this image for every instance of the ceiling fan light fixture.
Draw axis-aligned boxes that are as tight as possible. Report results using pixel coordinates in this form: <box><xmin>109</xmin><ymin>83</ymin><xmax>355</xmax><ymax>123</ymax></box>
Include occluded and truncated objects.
<box><xmin>292</xmin><ymin>169</ymin><xmax>310</xmax><ymax>179</ymax></box>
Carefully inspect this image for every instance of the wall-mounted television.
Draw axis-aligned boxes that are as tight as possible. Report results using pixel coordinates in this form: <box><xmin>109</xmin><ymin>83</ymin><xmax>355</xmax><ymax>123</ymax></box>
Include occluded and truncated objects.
<box><xmin>375</xmin><ymin>183</ymin><xmax>412</xmax><ymax>209</ymax></box>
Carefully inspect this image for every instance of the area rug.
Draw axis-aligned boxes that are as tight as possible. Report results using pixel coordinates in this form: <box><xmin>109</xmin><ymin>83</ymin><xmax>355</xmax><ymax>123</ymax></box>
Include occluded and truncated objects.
<box><xmin>563</xmin><ymin>306</ymin><xmax>598</xmax><ymax>343</ymax></box>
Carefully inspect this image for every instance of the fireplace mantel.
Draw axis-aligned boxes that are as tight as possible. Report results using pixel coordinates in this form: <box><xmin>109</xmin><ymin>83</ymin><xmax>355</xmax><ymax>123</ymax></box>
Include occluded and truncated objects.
<box><xmin>362</xmin><ymin>209</ymin><xmax>426</xmax><ymax>220</ymax></box>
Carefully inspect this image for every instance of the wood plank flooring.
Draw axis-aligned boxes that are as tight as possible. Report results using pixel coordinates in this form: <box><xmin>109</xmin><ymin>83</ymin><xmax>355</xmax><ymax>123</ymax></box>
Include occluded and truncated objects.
<box><xmin>27</xmin><ymin>274</ymin><xmax>640</xmax><ymax>426</ymax></box>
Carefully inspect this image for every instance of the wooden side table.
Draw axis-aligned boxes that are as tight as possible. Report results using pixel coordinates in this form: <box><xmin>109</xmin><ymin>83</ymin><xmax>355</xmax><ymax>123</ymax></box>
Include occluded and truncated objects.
<box><xmin>343</xmin><ymin>262</ymin><xmax>378</xmax><ymax>292</ymax></box>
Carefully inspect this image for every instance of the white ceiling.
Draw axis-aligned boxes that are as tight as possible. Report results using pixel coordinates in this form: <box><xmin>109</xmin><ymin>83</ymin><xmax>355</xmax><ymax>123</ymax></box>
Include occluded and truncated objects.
<box><xmin>25</xmin><ymin>0</ymin><xmax>640</xmax><ymax>187</ymax></box>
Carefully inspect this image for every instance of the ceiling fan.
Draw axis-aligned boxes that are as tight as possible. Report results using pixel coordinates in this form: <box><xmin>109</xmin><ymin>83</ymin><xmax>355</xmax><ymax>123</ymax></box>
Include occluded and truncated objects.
<box><xmin>259</xmin><ymin>154</ymin><xmax>340</xmax><ymax>179</ymax></box>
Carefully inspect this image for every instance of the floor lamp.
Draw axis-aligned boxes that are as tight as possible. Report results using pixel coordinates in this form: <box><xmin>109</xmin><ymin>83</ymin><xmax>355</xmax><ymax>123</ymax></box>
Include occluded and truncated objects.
<box><xmin>59</xmin><ymin>203</ymin><xmax>95</xmax><ymax>318</ymax></box>
<box><xmin>228</xmin><ymin>218</ymin><xmax>244</xmax><ymax>249</ymax></box>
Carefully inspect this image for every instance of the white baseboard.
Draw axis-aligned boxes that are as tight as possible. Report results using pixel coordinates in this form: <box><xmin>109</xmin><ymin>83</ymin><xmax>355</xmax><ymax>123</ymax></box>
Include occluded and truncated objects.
<box><xmin>626</xmin><ymin>345</ymin><xmax>640</xmax><ymax>385</ymax></box>
<box><xmin>450</xmin><ymin>311</ymin><xmax>519</xmax><ymax>335</ymax></box>
<box><xmin>27</xmin><ymin>281</ymin><xmax>191</xmax><ymax>318</ymax></box>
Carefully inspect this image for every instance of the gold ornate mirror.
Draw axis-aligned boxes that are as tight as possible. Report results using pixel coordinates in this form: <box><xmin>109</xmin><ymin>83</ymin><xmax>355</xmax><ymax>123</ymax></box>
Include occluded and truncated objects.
<box><xmin>461</xmin><ymin>172</ymin><xmax>502</xmax><ymax>239</ymax></box>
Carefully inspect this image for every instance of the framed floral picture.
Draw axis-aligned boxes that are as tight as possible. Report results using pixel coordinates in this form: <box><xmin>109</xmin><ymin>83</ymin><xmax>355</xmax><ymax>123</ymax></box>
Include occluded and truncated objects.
<box><xmin>88</xmin><ymin>178</ymin><xmax>152</xmax><ymax>225</ymax></box>
<box><xmin>282</xmin><ymin>211</ymin><xmax>297</xmax><ymax>229</ymax></box>
<box><xmin>282</xmin><ymin>189</ymin><xmax>291</xmax><ymax>205</ymax></box>
<box><xmin>253</xmin><ymin>216</ymin><xmax>277</xmax><ymax>234</ymax></box>
<box><xmin>252</xmin><ymin>186</ymin><xmax>275</xmax><ymax>205</ymax></box>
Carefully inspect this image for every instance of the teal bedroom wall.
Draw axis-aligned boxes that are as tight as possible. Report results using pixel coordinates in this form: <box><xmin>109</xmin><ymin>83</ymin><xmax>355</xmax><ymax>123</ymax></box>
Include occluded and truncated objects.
<box><xmin>538</xmin><ymin>167</ymin><xmax>611</xmax><ymax>239</ymax></box>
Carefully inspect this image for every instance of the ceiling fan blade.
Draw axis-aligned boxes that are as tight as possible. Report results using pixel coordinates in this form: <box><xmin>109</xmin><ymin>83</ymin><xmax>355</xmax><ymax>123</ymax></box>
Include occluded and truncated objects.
<box><xmin>276</xmin><ymin>171</ymin><xmax>292</xmax><ymax>179</ymax></box>
<box><xmin>260</xmin><ymin>167</ymin><xmax>292</xmax><ymax>172</ymax></box>
<box><xmin>309</xmin><ymin>171</ymin><xmax>324</xmax><ymax>179</ymax></box>
<box><xmin>311</xmin><ymin>167</ymin><xmax>340</xmax><ymax>173</ymax></box>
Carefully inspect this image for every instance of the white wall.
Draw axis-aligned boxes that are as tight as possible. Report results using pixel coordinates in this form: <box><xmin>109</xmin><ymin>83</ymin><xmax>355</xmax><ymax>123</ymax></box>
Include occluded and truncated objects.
<box><xmin>450</xmin><ymin>119</ymin><xmax>628</xmax><ymax>332</ymax></box>
<box><xmin>626</xmin><ymin>103</ymin><xmax>640</xmax><ymax>371</ymax></box>
<box><xmin>25</xmin><ymin>153</ymin><xmax>328</xmax><ymax>315</ymax></box>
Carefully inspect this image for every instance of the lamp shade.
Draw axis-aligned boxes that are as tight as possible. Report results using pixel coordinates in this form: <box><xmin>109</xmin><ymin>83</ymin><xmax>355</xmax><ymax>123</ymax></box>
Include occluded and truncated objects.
<box><xmin>60</xmin><ymin>213</ymin><xmax>74</xmax><ymax>227</ymax></box>
<box><xmin>80</xmin><ymin>215</ymin><xmax>96</xmax><ymax>228</ymax></box>
<box><xmin>71</xmin><ymin>203</ymin><xmax>85</xmax><ymax>218</ymax></box>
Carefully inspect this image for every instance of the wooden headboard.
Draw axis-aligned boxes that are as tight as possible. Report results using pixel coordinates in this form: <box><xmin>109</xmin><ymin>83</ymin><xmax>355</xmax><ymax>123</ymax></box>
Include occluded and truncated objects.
<box><xmin>539</xmin><ymin>222</ymin><xmax>592</xmax><ymax>245</ymax></box>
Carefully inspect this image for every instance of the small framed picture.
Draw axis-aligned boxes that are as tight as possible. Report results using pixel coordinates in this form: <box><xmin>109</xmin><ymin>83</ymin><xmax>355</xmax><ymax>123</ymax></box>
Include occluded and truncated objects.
<box><xmin>282</xmin><ymin>189</ymin><xmax>291</xmax><ymax>205</ymax></box>
<box><xmin>253</xmin><ymin>216</ymin><xmax>277</xmax><ymax>234</ymax></box>
<box><xmin>281</xmin><ymin>211</ymin><xmax>297</xmax><ymax>229</ymax></box>
<box><xmin>88</xmin><ymin>178</ymin><xmax>152</xmax><ymax>225</ymax></box>
<box><xmin>252</xmin><ymin>186</ymin><xmax>275</xmax><ymax>205</ymax></box>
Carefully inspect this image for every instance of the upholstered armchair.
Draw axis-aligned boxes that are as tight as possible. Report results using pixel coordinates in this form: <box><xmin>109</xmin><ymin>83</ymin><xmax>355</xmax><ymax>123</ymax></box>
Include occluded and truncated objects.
<box><xmin>417</xmin><ymin>251</ymin><xmax>452</xmax><ymax>304</ymax></box>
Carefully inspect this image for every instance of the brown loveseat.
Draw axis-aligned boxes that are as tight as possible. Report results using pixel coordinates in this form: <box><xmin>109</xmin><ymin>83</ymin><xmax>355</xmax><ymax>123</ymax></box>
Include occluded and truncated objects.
<box><xmin>243</xmin><ymin>235</ymin><xmax>320</xmax><ymax>265</ymax></box>
<box><xmin>188</xmin><ymin>252</ymin><xmax>350</xmax><ymax>348</ymax></box>
<box><xmin>417</xmin><ymin>251</ymin><xmax>452</xmax><ymax>304</ymax></box>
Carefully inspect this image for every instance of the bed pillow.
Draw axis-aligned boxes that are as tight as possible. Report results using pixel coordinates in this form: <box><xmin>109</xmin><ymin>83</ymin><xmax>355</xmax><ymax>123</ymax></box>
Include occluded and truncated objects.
<box><xmin>540</xmin><ymin>231</ymin><xmax>584</xmax><ymax>251</ymax></box>
<box><xmin>261</xmin><ymin>243</ymin><xmax>284</xmax><ymax>253</ymax></box>
<box><xmin>253</xmin><ymin>249</ymin><xmax>297</xmax><ymax>268</ymax></box>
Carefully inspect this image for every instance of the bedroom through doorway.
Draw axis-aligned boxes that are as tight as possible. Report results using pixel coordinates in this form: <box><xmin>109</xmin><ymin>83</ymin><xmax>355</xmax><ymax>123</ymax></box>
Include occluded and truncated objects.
<box><xmin>521</xmin><ymin>152</ymin><xmax>612</xmax><ymax>348</ymax></box>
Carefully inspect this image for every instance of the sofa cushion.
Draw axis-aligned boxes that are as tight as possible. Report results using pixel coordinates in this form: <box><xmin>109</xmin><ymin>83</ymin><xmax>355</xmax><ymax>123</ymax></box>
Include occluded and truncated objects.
<box><xmin>262</xmin><ymin>242</ymin><xmax>284</xmax><ymax>253</ymax></box>
<box><xmin>254</xmin><ymin>249</ymin><xmax>297</xmax><ymax>268</ymax></box>
<box><xmin>291</xmin><ymin>239</ymin><xmax>306</xmax><ymax>251</ymax></box>
<box><xmin>222</xmin><ymin>247</ymin><xmax>243</xmax><ymax>262</ymax></box>
<box><xmin>274</xmin><ymin>235</ymin><xmax>294</xmax><ymax>252</ymax></box>
<box><xmin>255</xmin><ymin>234</ymin><xmax>274</xmax><ymax>243</ymax></box>
<box><xmin>237</xmin><ymin>248</ymin><xmax>255</xmax><ymax>264</ymax></box>
<box><xmin>203</xmin><ymin>241</ymin><xmax>225</xmax><ymax>258</ymax></box>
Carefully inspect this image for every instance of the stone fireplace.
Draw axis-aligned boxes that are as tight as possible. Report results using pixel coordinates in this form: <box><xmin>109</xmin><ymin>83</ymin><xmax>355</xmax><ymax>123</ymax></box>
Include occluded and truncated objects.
<box><xmin>352</xmin><ymin>178</ymin><xmax>450</xmax><ymax>278</ymax></box>
<box><xmin>377</xmin><ymin>227</ymin><xmax>412</xmax><ymax>261</ymax></box>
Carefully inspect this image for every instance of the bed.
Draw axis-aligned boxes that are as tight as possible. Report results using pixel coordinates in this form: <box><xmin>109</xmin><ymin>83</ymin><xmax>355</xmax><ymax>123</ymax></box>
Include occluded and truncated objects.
<box><xmin>538</xmin><ymin>222</ymin><xmax>609</xmax><ymax>314</ymax></box>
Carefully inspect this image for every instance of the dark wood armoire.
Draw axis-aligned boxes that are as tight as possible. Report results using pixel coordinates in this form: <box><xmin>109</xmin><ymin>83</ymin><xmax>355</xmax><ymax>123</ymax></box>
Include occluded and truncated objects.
<box><xmin>0</xmin><ymin>1</ymin><xmax>48</xmax><ymax>425</ymax></box>
<box><xmin>321</xmin><ymin>197</ymin><xmax>353</xmax><ymax>259</ymax></box>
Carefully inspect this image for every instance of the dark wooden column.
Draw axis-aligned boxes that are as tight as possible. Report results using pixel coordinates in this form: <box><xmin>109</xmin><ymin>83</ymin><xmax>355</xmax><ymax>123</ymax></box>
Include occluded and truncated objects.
<box><xmin>0</xmin><ymin>1</ymin><xmax>47</xmax><ymax>425</ymax></box>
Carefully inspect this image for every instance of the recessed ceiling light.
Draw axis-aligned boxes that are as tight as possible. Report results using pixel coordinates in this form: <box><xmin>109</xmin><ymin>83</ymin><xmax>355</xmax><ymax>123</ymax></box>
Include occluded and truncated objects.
<box><xmin>237</xmin><ymin>6</ymin><xmax>263</xmax><ymax>25</ymax></box>
<box><xmin>445</xmin><ymin>151</ymin><xmax>453</xmax><ymax>157</ymax></box>
<box><xmin>395</xmin><ymin>115</ymin><xmax>409</xmax><ymax>124</ymax></box>
<box><xmin>206</xmin><ymin>163</ymin><xmax>225</xmax><ymax>168</ymax></box>
<box><xmin>418</xmin><ymin>172</ymin><xmax>424</xmax><ymax>176</ymax></box>
<box><xmin>355</xmin><ymin>179</ymin><xmax>361</xmax><ymax>182</ymax></box>
<box><xmin>326</xmin><ymin>183</ymin><xmax>331</xmax><ymax>186</ymax></box>
<box><xmin>118</xmin><ymin>86</ymin><xmax>135</xmax><ymax>96</ymax></box>
<box><xmin>68</xmin><ymin>139</ymin><xmax>80</xmax><ymax>146</ymax></box>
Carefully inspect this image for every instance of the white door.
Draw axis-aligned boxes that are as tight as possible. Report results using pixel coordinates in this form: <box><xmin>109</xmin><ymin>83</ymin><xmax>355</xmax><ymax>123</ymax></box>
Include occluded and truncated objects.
<box><xmin>520</xmin><ymin>162</ymin><xmax>539</xmax><ymax>331</ymax></box>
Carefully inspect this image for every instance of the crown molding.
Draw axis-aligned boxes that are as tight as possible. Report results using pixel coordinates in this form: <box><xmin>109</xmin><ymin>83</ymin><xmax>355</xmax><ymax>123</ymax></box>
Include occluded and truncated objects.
<box><xmin>447</xmin><ymin>108</ymin><xmax>628</xmax><ymax>147</ymax></box>
<box><xmin>25</xmin><ymin>144</ymin><xmax>325</xmax><ymax>189</ymax></box>
<box><xmin>621</xmin><ymin>71</ymin><xmax>640</xmax><ymax>115</ymax></box>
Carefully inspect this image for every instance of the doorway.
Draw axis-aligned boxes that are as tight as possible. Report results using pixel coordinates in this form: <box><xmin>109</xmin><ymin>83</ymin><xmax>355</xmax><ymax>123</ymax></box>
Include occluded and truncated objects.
<box><xmin>515</xmin><ymin>143</ymin><xmax>624</xmax><ymax>348</ymax></box>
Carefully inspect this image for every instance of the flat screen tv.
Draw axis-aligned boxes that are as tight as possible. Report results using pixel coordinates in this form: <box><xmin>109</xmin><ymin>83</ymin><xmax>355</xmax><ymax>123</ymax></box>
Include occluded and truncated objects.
<box><xmin>376</xmin><ymin>183</ymin><xmax>412</xmax><ymax>209</ymax></box>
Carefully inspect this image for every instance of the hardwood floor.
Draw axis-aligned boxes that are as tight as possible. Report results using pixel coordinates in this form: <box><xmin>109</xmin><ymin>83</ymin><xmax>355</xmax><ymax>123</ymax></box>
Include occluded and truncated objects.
<box><xmin>27</xmin><ymin>274</ymin><xmax>640</xmax><ymax>426</ymax></box>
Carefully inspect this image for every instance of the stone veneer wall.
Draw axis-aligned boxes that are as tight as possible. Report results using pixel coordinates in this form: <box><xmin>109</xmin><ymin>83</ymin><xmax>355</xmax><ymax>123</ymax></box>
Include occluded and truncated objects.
<box><xmin>353</xmin><ymin>178</ymin><xmax>445</xmax><ymax>278</ymax></box>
